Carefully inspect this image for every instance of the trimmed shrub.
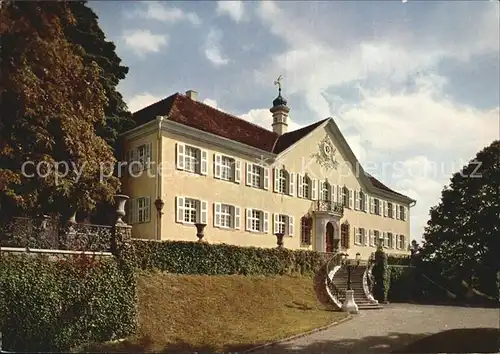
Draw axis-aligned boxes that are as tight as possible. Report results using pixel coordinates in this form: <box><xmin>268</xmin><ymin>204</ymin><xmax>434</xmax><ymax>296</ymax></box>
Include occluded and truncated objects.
<box><xmin>0</xmin><ymin>253</ymin><xmax>137</xmax><ymax>352</ymax></box>
<box><xmin>387</xmin><ymin>254</ymin><xmax>411</xmax><ymax>266</ymax></box>
<box><xmin>126</xmin><ymin>240</ymin><xmax>328</xmax><ymax>276</ymax></box>
<box><xmin>372</xmin><ymin>246</ymin><xmax>390</xmax><ymax>303</ymax></box>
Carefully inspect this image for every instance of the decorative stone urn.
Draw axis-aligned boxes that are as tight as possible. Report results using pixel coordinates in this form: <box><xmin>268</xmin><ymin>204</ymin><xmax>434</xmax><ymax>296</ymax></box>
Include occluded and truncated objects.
<box><xmin>275</xmin><ymin>233</ymin><xmax>285</xmax><ymax>248</ymax></box>
<box><xmin>341</xmin><ymin>290</ymin><xmax>359</xmax><ymax>314</ymax></box>
<box><xmin>40</xmin><ymin>214</ymin><xmax>50</xmax><ymax>230</ymax></box>
<box><xmin>195</xmin><ymin>223</ymin><xmax>207</xmax><ymax>242</ymax></box>
<box><xmin>114</xmin><ymin>194</ymin><xmax>129</xmax><ymax>224</ymax></box>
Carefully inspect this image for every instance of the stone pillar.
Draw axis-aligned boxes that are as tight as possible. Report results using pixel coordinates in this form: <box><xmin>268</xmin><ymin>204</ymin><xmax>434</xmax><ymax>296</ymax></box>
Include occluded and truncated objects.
<box><xmin>315</xmin><ymin>217</ymin><xmax>328</xmax><ymax>252</ymax></box>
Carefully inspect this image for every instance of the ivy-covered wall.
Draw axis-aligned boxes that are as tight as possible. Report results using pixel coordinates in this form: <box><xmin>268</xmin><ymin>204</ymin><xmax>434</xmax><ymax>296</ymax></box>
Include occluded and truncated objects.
<box><xmin>0</xmin><ymin>253</ymin><xmax>137</xmax><ymax>352</ymax></box>
<box><xmin>124</xmin><ymin>240</ymin><xmax>329</xmax><ymax>275</ymax></box>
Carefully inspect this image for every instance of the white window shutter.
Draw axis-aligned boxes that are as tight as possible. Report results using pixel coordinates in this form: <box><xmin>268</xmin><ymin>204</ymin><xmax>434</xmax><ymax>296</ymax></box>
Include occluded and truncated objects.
<box><xmin>288</xmin><ymin>172</ymin><xmax>295</xmax><ymax>196</ymax></box>
<box><xmin>273</xmin><ymin>213</ymin><xmax>279</xmax><ymax>234</ymax></box>
<box><xmin>246</xmin><ymin>163</ymin><xmax>252</xmax><ymax>186</ymax></box>
<box><xmin>145</xmin><ymin>196</ymin><xmax>151</xmax><ymax>222</ymax></box>
<box><xmin>363</xmin><ymin>194</ymin><xmax>368</xmax><ymax>212</ymax></box>
<box><xmin>145</xmin><ymin>143</ymin><xmax>152</xmax><ymax>169</ymax></box>
<box><xmin>337</xmin><ymin>186</ymin><xmax>342</xmax><ymax>203</ymax></box>
<box><xmin>128</xmin><ymin>198</ymin><xmax>135</xmax><ymax>224</ymax></box>
<box><xmin>214</xmin><ymin>154</ymin><xmax>222</xmax><ymax>179</ymax></box>
<box><xmin>273</xmin><ymin>168</ymin><xmax>279</xmax><ymax>192</ymax></box>
<box><xmin>246</xmin><ymin>208</ymin><xmax>252</xmax><ymax>231</ymax></box>
<box><xmin>391</xmin><ymin>204</ymin><xmax>396</xmax><ymax>219</ymax></box>
<box><xmin>200</xmin><ymin>150</ymin><xmax>208</xmax><ymax>175</ymax></box>
<box><xmin>383</xmin><ymin>201</ymin><xmax>388</xmax><ymax>217</ymax></box>
<box><xmin>199</xmin><ymin>200</ymin><xmax>208</xmax><ymax>224</ymax></box>
<box><xmin>297</xmin><ymin>174</ymin><xmax>303</xmax><ymax>198</ymax></box>
<box><xmin>395</xmin><ymin>204</ymin><xmax>400</xmax><ymax>219</ymax></box>
<box><xmin>370</xmin><ymin>230</ymin><xmax>375</xmax><ymax>246</ymax></box>
<box><xmin>383</xmin><ymin>232</ymin><xmax>387</xmax><ymax>247</ymax></box>
<box><xmin>363</xmin><ymin>229</ymin><xmax>368</xmax><ymax>246</ymax></box>
<box><xmin>378</xmin><ymin>199</ymin><xmax>383</xmax><ymax>215</ymax></box>
<box><xmin>263</xmin><ymin>211</ymin><xmax>269</xmax><ymax>233</ymax></box>
<box><xmin>404</xmin><ymin>206</ymin><xmax>408</xmax><ymax>221</ymax></box>
<box><xmin>348</xmin><ymin>189</ymin><xmax>353</xmax><ymax>209</ymax></box>
<box><xmin>234</xmin><ymin>159</ymin><xmax>241</xmax><ymax>183</ymax></box>
<box><xmin>176</xmin><ymin>197</ymin><xmax>184</xmax><ymax>223</ymax></box>
<box><xmin>311</xmin><ymin>179</ymin><xmax>317</xmax><ymax>200</ymax></box>
<box><xmin>234</xmin><ymin>206</ymin><xmax>241</xmax><ymax>229</ymax></box>
<box><xmin>355</xmin><ymin>191</ymin><xmax>361</xmax><ymax>210</ymax></box>
<box><xmin>176</xmin><ymin>143</ymin><xmax>185</xmax><ymax>170</ymax></box>
<box><xmin>331</xmin><ymin>184</ymin><xmax>336</xmax><ymax>202</ymax></box>
<box><xmin>391</xmin><ymin>233</ymin><xmax>396</xmax><ymax>248</ymax></box>
<box><xmin>353</xmin><ymin>226</ymin><xmax>357</xmax><ymax>244</ymax></box>
<box><xmin>263</xmin><ymin>167</ymin><xmax>269</xmax><ymax>190</ymax></box>
<box><xmin>214</xmin><ymin>203</ymin><xmax>221</xmax><ymax>227</ymax></box>
<box><xmin>288</xmin><ymin>216</ymin><xmax>294</xmax><ymax>236</ymax></box>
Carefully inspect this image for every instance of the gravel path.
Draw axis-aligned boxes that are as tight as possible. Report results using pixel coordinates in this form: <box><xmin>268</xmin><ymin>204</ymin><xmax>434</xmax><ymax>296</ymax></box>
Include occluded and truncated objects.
<box><xmin>251</xmin><ymin>304</ymin><xmax>499</xmax><ymax>353</ymax></box>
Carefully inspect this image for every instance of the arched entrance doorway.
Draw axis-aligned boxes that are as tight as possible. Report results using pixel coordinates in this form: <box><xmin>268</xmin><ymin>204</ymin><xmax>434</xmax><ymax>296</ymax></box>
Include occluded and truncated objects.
<box><xmin>325</xmin><ymin>222</ymin><xmax>335</xmax><ymax>253</ymax></box>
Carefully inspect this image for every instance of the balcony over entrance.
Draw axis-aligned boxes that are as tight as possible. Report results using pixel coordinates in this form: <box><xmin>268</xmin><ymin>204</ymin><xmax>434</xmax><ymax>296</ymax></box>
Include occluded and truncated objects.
<box><xmin>313</xmin><ymin>200</ymin><xmax>344</xmax><ymax>218</ymax></box>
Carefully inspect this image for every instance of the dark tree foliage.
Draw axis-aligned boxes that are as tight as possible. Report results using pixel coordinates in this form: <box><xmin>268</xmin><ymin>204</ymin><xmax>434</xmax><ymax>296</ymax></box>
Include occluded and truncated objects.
<box><xmin>0</xmin><ymin>1</ymin><xmax>119</xmax><ymax>216</ymax></box>
<box><xmin>63</xmin><ymin>1</ymin><xmax>135</xmax><ymax>151</ymax></box>
<box><xmin>420</xmin><ymin>140</ymin><xmax>500</xmax><ymax>297</ymax></box>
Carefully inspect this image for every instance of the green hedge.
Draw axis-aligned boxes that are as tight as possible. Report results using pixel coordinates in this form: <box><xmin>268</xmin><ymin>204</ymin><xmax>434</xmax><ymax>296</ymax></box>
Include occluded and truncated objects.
<box><xmin>0</xmin><ymin>253</ymin><xmax>137</xmax><ymax>352</ymax></box>
<box><xmin>125</xmin><ymin>240</ymin><xmax>328</xmax><ymax>275</ymax></box>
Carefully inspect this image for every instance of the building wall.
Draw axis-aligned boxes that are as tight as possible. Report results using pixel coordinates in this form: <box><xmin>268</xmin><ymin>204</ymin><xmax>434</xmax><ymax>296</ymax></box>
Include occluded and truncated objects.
<box><xmin>122</xmin><ymin>122</ymin><xmax>411</xmax><ymax>259</ymax></box>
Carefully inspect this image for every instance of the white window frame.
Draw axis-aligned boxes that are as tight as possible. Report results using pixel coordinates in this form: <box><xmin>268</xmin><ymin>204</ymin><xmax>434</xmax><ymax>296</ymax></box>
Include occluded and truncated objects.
<box><xmin>246</xmin><ymin>163</ymin><xmax>268</xmax><ymax>189</ymax></box>
<box><xmin>220</xmin><ymin>156</ymin><xmax>233</xmax><ymax>181</ymax></box>
<box><xmin>246</xmin><ymin>208</ymin><xmax>268</xmax><ymax>233</ymax></box>
<box><xmin>127</xmin><ymin>196</ymin><xmax>151</xmax><ymax>224</ymax></box>
<box><xmin>273</xmin><ymin>214</ymin><xmax>295</xmax><ymax>236</ymax></box>
<box><xmin>321</xmin><ymin>181</ymin><xmax>330</xmax><ymax>201</ymax></box>
<box><xmin>300</xmin><ymin>175</ymin><xmax>312</xmax><ymax>199</ymax></box>
<box><xmin>388</xmin><ymin>232</ymin><xmax>394</xmax><ymax>248</ymax></box>
<box><xmin>374</xmin><ymin>199</ymin><xmax>381</xmax><ymax>215</ymax></box>
<box><xmin>398</xmin><ymin>235</ymin><xmax>406</xmax><ymax>250</ymax></box>
<box><xmin>388</xmin><ymin>202</ymin><xmax>394</xmax><ymax>218</ymax></box>
<box><xmin>127</xmin><ymin>143</ymin><xmax>152</xmax><ymax>174</ymax></box>
<box><xmin>355</xmin><ymin>227</ymin><xmax>363</xmax><ymax>245</ymax></box>
<box><xmin>342</xmin><ymin>186</ymin><xmax>349</xmax><ymax>207</ymax></box>
<box><xmin>274</xmin><ymin>168</ymin><xmax>288</xmax><ymax>194</ymax></box>
<box><xmin>176</xmin><ymin>143</ymin><xmax>208</xmax><ymax>175</ymax></box>
<box><xmin>176</xmin><ymin>197</ymin><xmax>208</xmax><ymax>225</ymax></box>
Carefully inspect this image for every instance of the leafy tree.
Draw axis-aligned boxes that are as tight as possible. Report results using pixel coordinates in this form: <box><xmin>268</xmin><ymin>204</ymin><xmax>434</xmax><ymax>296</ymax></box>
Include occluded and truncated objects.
<box><xmin>62</xmin><ymin>1</ymin><xmax>135</xmax><ymax>151</ymax></box>
<box><xmin>0</xmin><ymin>1</ymin><xmax>119</xmax><ymax>216</ymax></box>
<box><xmin>420</xmin><ymin>140</ymin><xmax>500</xmax><ymax>297</ymax></box>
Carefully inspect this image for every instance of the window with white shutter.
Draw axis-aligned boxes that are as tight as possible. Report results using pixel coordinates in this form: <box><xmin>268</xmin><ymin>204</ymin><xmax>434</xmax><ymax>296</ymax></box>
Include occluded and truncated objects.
<box><xmin>396</xmin><ymin>204</ymin><xmax>400</xmax><ymax>219</ymax></box>
<box><xmin>288</xmin><ymin>172</ymin><xmax>295</xmax><ymax>196</ymax></box>
<box><xmin>214</xmin><ymin>154</ymin><xmax>237</xmax><ymax>182</ymax></box>
<box><xmin>272</xmin><ymin>214</ymin><xmax>294</xmax><ymax>236</ymax></box>
<box><xmin>342</xmin><ymin>186</ymin><xmax>349</xmax><ymax>207</ymax></box>
<box><xmin>383</xmin><ymin>201</ymin><xmax>388</xmax><ymax>217</ymax></box>
<box><xmin>176</xmin><ymin>197</ymin><xmax>206</xmax><ymax>224</ymax></box>
<box><xmin>311</xmin><ymin>178</ymin><xmax>318</xmax><ymax>200</ymax></box>
<box><xmin>274</xmin><ymin>168</ymin><xmax>289</xmax><ymax>194</ymax></box>
<box><xmin>355</xmin><ymin>191</ymin><xmax>361</xmax><ymax>210</ymax></box>
<box><xmin>247</xmin><ymin>209</ymin><xmax>267</xmax><ymax>232</ymax></box>
<box><xmin>331</xmin><ymin>184</ymin><xmax>336</xmax><ymax>202</ymax></box>
<box><xmin>362</xmin><ymin>228</ymin><xmax>368</xmax><ymax>246</ymax></box>
<box><xmin>246</xmin><ymin>163</ymin><xmax>267</xmax><ymax>189</ymax></box>
<box><xmin>176</xmin><ymin>143</ymin><xmax>206</xmax><ymax>175</ymax></box>
<box><xmin>263</xmin><ymin>167</ymin><xmax>269</xmax><ymax>190</ymax></box>
<box><xmin>348</xmin><ymin>189</ymin><xmax>354</xmax><ymax>209</ymax></box>
<box><xmin>214</xmin><ymin>202</ymin><xmax>239</xmax><ymax>229</ymax></box>
<box><xmin>363</xmin><ymin>193</ymin><xmax>368</xmax><ymax>212</ymax></box>
<box><xmin>383</xmin><ymin>232</ymin><xmax>388</xmax><ymax>248</ymax></box>
<box><xmin>137</xmin><ymin>196</ymin><xmax>150</xmax><ymax>223</ymax></box>
<box><xmin>234</xmin><ymin>160</ymin><xmax>241</xmax><ymax>183</ymax></box>
<box><xmin>297</xmin><ymin>174</ymin><xmax>303</xmax><ymax>198</ymax></box>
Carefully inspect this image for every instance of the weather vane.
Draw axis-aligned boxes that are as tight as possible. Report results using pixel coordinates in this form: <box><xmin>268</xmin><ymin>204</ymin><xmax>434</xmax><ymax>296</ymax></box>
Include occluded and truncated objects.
<box><xmin>274</xmin><ymin>75</ymin><xmax>283</xmax><ymax>95</ymax></box>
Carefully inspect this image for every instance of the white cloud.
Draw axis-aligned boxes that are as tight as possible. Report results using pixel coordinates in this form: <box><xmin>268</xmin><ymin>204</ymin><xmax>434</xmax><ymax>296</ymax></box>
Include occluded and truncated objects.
<box><xmin>127</xmin><ymin>93</ymin><xmax>162</xmax><ymax>112</ymax></box>
<box><xmin>252</xmin><ymin>1</ymin><xmax>500</xmax><ymax>240</ymax></box>
<box><xmin>216</xmin><ymin>1</ymin><xmax>245</xmax><ymax>23</ymax></box>
<box><xmin>204</xmin><ymin>29</ymin><xmax>230</xmax><ymax>66</ymax></box>
<box><xmin>123</xmin><ymin>29</ymin><xmax>168</xmax><ymax>56</ymax></box>
<box><xmin>240</xmin><ymin>108</ymin><xmax>303</xmax><ymax>132</ymax></box>
<box><xmin>127</xmin><ymin>1</ymin><xmax>201</xmax><ymax>26</ymax></box>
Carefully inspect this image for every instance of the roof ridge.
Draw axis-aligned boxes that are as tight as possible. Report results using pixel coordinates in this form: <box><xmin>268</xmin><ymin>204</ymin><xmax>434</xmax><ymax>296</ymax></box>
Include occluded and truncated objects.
<box><xmin>132</xmin><ymin>93</ymin><xmax>180</xmax><ymax>115</ymax></box>
<box><xmin>178</xmin><ymin>92</ymin><xmax>279</xmax><ymax>136</ymax></box>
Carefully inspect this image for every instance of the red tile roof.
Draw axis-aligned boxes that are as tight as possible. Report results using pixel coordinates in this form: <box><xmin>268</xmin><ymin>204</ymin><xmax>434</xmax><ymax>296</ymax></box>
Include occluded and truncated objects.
<box><xmin>132</xmin><ymin>92</ymin><xmax>410</xmax><ymax>200</ymax></box>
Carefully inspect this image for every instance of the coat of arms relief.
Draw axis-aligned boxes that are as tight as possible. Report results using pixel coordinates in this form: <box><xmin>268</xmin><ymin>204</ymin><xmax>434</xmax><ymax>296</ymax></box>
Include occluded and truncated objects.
<box><xmin>311</xmin><ymin>135</ymin><xmax>339</xmax><ymax>171</ymax></box>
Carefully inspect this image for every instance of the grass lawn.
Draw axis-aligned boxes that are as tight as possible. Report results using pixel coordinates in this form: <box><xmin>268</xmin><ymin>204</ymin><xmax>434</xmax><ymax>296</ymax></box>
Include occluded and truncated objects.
<box><xmin>81</xmin><ymin>272</ymin><xmax>347</xmax><ymax>353</ymax></box>
<box><xmin>395</xmin><ymin>328</ymin><xmax>500</xmax><ymax>353</ymax></box>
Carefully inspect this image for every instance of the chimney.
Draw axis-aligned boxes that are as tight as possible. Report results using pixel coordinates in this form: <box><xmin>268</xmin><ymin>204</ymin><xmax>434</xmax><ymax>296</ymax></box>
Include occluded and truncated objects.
<box><xmin>185</xmin><ymin>90</ymin><xmax>198</xmax><ymax>101</ymax></box>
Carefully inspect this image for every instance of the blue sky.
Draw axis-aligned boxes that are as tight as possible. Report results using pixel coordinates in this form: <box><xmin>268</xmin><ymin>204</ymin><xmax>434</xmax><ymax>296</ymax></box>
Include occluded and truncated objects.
<box><xmin>89</xmin><ymin>1</ymin><xmax>499</xmax><ymax>241</ymax></box>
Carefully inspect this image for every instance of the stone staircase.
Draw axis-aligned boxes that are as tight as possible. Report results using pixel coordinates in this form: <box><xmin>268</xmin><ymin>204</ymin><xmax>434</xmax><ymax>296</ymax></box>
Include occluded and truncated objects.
<box><xmin>332</xmin><ymin>265</ymin><xmax>383</xmax><ymax>310</ymax></box>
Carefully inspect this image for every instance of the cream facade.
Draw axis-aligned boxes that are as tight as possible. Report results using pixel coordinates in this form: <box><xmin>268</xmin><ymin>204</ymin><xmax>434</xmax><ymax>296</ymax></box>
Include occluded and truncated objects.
<box><xmin>121</xmin><ymin>93</ymin><xmax>415</xmax><ymax>259</ymax></box>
